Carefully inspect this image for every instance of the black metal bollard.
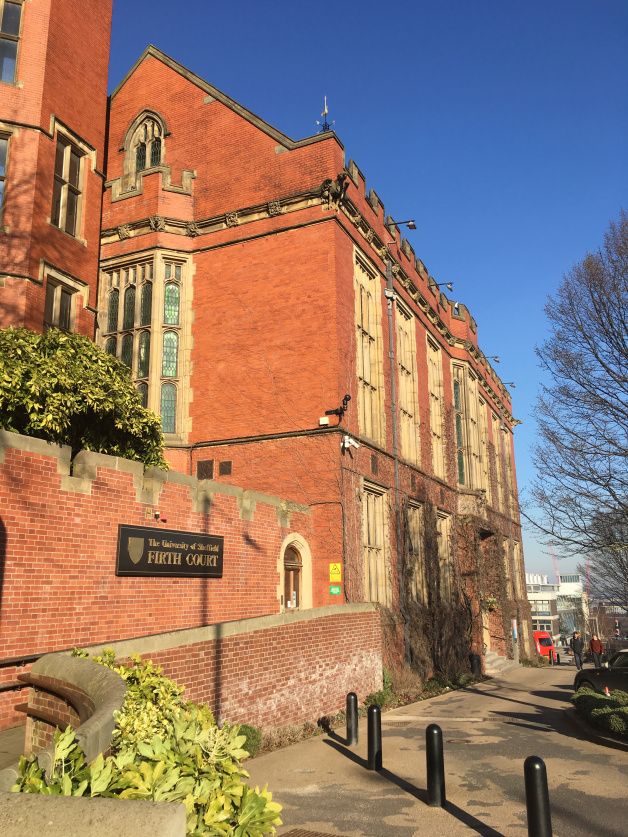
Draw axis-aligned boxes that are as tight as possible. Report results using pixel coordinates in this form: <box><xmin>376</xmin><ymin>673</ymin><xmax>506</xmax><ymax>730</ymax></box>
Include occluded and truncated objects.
<box><xmin>346</xmin><ymin>692</ymin><xmax>358</xmax><ymax>745</ymax></box>
<box><xmin>524</xmin><ymin>756</ymin><xmax>552</xmax><ymax>837</ymax></box>
<box><xmin>426</xmin><ymin>723</ymin><xmax>446</xmax><ymax>807</ymax></box>
<box><xmin>367</xmin><ymin>704</ymin><xmax>382</xmax><ymax>770</ymax></box>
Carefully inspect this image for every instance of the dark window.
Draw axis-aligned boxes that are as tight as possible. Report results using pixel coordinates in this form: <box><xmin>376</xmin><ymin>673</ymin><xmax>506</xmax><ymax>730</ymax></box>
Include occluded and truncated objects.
<box><xmin>150</xmin><ymin>136</ymin><xmax>161</xmax><ymax>167</ymax></box>
<box><xmin>51</xmin><ymin>136</ymin><xmax>83</xmax><ymax>237</ymax></box>
<box><xmin>196</xmin><ymin>460</ymin><xmax>214</xmax><ymax>480</ymax></box>
<box><xmin>137</xmin><ymin>382</ymin><xmax>148</xmax><ymax>408</ymax></box>
<box><xmin>136</xmin><ymin>142</ymin><xmax>146</xmax><ymax>172</ymax></box>
<box><xmin>43</xmin><ymin>280</ymin><xmax>76</xmax><ymax>332</ymax></box>
<box><xmin>218</xmin><ymin>460</ymin><xmax>232</xmax><ymax>476</ymax></box>
<box><xmin>107</xmin><ymin>289</ymin><xmax>119</xmax><ymax>332</ymax></box>
<box><xmin>0</xmin><ymin>1</ymin><xmax>21</xmax><ymax>84</ymax></box>
<box><xmin>138</xmin><ymin>331</ymin><xmax>150</xmax><ymax>378</ymax></box>
<box><xmin>123</xmin><ymin>285</ymin><xmax>136</xmax><ymax>330</ymax></box>
<box><xmin>121</xmin><ymin>333</ymin><xmax>133</xmax><ymax>368</ymax></box>
<box><xmin>104</xmin><ymin>336</ymin><xmax>117</xmax><ymax>357</ymax></box>
<box><xmin>0</xmin><ymin>135</ymin><xmax>7</xmax><ymax>211</ymax></box>
<box><xmin>140</xmin><ymin>282</ymin><xmax>152</xmax><ymax>325</ymax></box>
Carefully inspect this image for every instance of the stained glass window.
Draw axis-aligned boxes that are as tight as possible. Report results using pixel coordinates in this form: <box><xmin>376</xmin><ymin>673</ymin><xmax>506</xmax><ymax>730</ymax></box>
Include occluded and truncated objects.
<box><xmin>121</xmin><ymin>333</ymin><xmax>133</xmax><ymax>368</ymax></box>
<box><xmin>164</xmin><ymin>283</ymin><xmax>179</xmax><ymax>324</ymax></box>
<box><xmin>150</xmin><ymin>137</ymin><xmax>161</xmax><ymax>167</ymax></box>
<box><xmin>136</xmin><ymin>142</ymin><xmax>146</xmax><ymax>172</ymax></box>
<box><xmin>107</xmin><ymin>289</ymin><xmax>119</xmax><ymax>333</ymax></box>
<box><xmin>138</xmin><ymin>331</ymin><xmax>150</xmax><ymax>378</ymax></box>
<box><xmin>453</xmin><ymin>375</ymin><xmax>466</xmax><ymax>485</ymax></box>
<box><xmin>123</xmin><ymin>285</ymin><xmax>136</xmax><ymax>330</ymax></box>
<box><xmin>162</xmin><ymin>331</ymin><xmax>178</xmax><ymax>377</ymax></box>
<box><xmin>105</xmin><ymin>336</ymin><xmax>117</xmax><ymax>357</ymax></box>
<box><xmin>140</xmin><ymin>282</ymin><xmax>152</xmax><ymax>326</ymax></box>
<box><xmin>137</xmin><ymin>382</ymin><xmax>148</xmax><ymax>408</ymax></box>
<box><xmin>160</xmin><ymin>384</ymin><xmax>176</xmax><ymax>433</ymax></box>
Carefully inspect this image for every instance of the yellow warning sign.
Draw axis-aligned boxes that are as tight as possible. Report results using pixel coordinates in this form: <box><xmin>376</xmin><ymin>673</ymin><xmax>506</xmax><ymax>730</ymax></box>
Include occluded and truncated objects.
<box><xmin>329</xmin><ymin>562</ymin><xmax>342</xmax><ymax>582</ymax></box>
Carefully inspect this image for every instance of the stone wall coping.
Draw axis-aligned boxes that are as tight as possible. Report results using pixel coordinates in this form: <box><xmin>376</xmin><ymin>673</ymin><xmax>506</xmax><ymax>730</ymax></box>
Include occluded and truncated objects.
<box><xmin>73</xmin><ymin>603</ymin><xmax>378</xmax><ymax>661</ymax></box>
<box><xmin>0</xmin><ymin>429</ymin><xmax>309</xmax><ymax>515</ymax></box>
<box><xmin>0</xmin><ymin>656</ymin><xmax>126</xmax><ymax>790</ymax></box>
<box><xmin>0</xmin><ymin>792</ymin><xmax>186</xmax><ymax>837</ymax></box>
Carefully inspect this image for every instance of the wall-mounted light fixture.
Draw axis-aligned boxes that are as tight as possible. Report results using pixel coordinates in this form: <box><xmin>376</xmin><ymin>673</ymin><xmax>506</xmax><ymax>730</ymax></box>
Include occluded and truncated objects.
<box><xmin>435</xmin><ymin>281</ymin><xmax>453</xmax><ymax>291</ymax></box>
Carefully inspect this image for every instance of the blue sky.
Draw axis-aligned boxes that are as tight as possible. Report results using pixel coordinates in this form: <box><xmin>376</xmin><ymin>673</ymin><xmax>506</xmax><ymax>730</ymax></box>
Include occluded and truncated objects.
<box><xmin>109</xmin><ymin>1</ymin><xmax>628</xmax><ymax>576</ymax></box>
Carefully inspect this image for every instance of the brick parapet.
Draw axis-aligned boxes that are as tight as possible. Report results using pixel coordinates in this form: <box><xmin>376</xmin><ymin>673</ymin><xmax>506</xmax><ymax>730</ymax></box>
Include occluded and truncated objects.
<box><xmin>0</xmin><ymin>431</ymin><xmax>314</xmax><ymax>693</ymax></box>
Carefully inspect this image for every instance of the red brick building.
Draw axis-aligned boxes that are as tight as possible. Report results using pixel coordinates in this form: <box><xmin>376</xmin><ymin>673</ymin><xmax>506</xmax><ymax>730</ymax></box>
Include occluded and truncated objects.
<box><xmin>0</xmin><ymin>0</ymin><xmax>111</xmax><ymax>334</ymax></box>
<box><xmin>99</xmin><ymin>47</ymin><xmax>532</xmax><ymax>672</ymax></box>
<box><xmin>0</xmin><ymin>6</ymin><xmax>531</xmax><ymax>675</ymax></box>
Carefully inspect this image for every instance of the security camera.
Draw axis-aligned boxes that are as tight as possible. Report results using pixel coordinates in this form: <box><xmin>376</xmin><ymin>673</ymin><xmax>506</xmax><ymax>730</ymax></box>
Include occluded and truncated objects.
<box><xmin>342</xmin><ymin>435</ymin><xmax>360</xmax><ymax>451</ymax></box>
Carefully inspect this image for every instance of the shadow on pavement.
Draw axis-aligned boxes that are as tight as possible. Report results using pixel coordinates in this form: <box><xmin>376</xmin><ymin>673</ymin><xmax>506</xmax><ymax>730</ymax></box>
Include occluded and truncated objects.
<box><xmin>323</xmin><ymin>738</ymin><xmax>504</xmax><ymax>836</ymax></box>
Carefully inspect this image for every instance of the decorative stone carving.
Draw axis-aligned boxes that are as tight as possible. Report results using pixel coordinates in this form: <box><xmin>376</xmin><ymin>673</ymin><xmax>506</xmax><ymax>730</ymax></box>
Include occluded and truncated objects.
<box><xmin>391</xmin><ymin>264</ymin><xmax>401</xmax><ymax>277</ymax></box>
<box><xmin>321</xmin><ymin>172</ymin><xmax>349</xmax><ymax>210</ymax></box>
<box><xmin>365</xmin><ymin>228</ymin><xmax>374</xmax><ymax>243</ymax></box>
<box><xmin>267</xmin><ymin>200</ymin><xmax>282</xmax><ymax>216</ymax></box>
<box><xmin>351</xmin><ymin>211</ymin><xmax>362</xmax><ymax>227</ymax></box>
<box><xmin>225</xmin><ymin>211</ymin><xmax>239</xmax><ymax>227</ymax></box>
<box><xmin>149</xmin><ymin>215</ymin><xmax>166</xmax><ymax>232</ymax></box>
<box><xmin>117</xmin><ymin>224</ymin><xmax>132</xmax><ymax>240</ymax></box>
<box><xmin>186</xmin><ymin>222</ymin><xmax>200</xmax><ymax>237</ymax></box>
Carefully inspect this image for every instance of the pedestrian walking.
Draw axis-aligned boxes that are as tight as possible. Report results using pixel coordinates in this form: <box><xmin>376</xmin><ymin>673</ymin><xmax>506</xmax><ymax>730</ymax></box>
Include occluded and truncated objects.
<box><xmin>590</xmin><ymin>634</ymin><xmax>604</xmax><ymax>668</ymax></box>
<box><xmin>570</xmin><ymin>631</ymin><xmax>584</xmax><ymax>670</ymax></box>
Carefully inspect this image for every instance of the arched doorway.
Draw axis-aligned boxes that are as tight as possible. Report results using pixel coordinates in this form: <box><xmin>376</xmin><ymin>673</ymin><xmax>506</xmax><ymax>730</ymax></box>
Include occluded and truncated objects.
<box><xmin>277</xmin><ymin>534</ymin><xmax>313</xmax><ymax>612</ymax></box>
<box><xmin>283</xmin><ymin>545</ymin><xmax>302</xmax><ymax>610</ymax></box>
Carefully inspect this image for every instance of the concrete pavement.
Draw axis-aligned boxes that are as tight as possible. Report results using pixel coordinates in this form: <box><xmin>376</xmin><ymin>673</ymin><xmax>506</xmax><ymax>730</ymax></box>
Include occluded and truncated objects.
<box><xmin>246</xmin><ymin>664</ymin><xmax>628</xmax><ymax>836</ymax></box>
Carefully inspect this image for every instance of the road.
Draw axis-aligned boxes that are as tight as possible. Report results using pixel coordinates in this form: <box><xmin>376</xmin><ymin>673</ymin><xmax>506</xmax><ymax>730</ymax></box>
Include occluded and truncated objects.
<box><xmin>246</xmin><ymin>663</ymin><xmax>628</xmax><ymax>836</ymax></box>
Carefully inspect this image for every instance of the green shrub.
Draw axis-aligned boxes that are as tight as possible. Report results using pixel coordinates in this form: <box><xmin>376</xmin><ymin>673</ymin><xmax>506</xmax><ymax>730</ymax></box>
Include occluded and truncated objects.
<box><xmin>0</xmin><ymin>327</ymin><xmax>166</xmax><ymax>467</ymax></box>
<box><xmin>365</xmin><ymin>669</ymin><xmax>394</xmax><ymax>708</ymax></box>
<box><xmin>14</xmin><ymin>653</ymin><xmax>281</xmax><ymax>835</ymax></box>
<box><xmin>572</xmin><ymin>687</ymin><xmax>628</xmax><ymax>740</ymax></box>
<box><xmin>238</xmin><ymin>725</ymin><xmax>263</xmax><ymax>759</ymax></box>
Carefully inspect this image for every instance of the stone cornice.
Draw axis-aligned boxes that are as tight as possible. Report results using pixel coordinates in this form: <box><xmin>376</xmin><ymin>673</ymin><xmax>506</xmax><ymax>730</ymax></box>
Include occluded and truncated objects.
<box><xmin>100</xmin><ymin>187</ymin><xmax>323</xmax><ymax>246</ymax></box>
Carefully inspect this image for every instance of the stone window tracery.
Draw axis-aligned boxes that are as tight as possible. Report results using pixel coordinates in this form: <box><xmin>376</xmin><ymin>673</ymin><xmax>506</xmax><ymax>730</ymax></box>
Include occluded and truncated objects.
<box><xmin>100</xmin><ymin>255</ymin><xmax>186</xmax><ymax>437</ymax></box>
<box><xmin>129</xmin><ymin>115</ymin><xmax>164</xmax><ymax>177</ymax></box>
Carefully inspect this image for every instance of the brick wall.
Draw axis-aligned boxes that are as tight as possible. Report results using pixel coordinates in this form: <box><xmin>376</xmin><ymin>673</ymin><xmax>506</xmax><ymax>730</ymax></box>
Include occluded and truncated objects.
<box><xmin>0</xmin><ymin>430</ymin><xmax>316</xmax><ymax>729</ymax></box>
<box><xmin>86</xmin><ymin>605</ymin><xmax>382</xmax><ymax>729</ymax></box>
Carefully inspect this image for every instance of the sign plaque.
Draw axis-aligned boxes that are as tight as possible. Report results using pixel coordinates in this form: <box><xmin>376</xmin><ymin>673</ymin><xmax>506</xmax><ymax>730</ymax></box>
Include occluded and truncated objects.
<box><xmin>116</xmin><ymin>525</ymin><xmax>223</xmax><ymax>578</ymax></box>
<box><xmin>329</xmin><ymin>584</ymin><xmax>342</xmax><ymax>596</ymax></box>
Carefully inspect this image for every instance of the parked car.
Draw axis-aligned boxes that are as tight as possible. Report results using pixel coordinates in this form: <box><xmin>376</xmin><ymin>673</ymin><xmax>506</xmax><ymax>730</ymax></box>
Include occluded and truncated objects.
<box><xmin>574</xmin><ymin>649</ymin><xmax>628</xmax><ymax>693</ymax></box>
<box><xmin>533</xmin><ymin>630</ymin><xmax>560</xmax><ymax>664</ymax></box>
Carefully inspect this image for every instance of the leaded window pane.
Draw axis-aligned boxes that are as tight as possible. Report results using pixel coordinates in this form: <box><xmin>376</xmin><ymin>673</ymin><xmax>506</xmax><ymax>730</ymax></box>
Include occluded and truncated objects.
<box><xmin>105</xmin><ymin>336</ymin><xmax>117</xmax><ymax>356</ymax></box>
<box><xmin>175</xmin><ymin>264</ymin><xmax>181</xmax><ymax>280</ymax></box>
<box><xmin>0</xmin><ymin>39</ymin><xmax>17</xmax><ymax>84</ymax></box>
<box><xmin>138</xmin><ymin>331</ymin><xmax>150</xmax><ymax>378</ymax></box>
<box><xmin>123</xmin><ymin>285</ymin><xmax>136</xmax><ymax>330</ymax></box>
<box><xmin>165</xmin><ymin>263</ymin><xmax>171</xmax><ymax>279</ymax></box>
<box><xmin>107</xmin><ymin>289</ymin><xmax>119</xmax><ymax>332</ymax></box>
<box><xmin>164</xmin><ymin>283</ymin><xmax>179</xmax><ymax>324</ymax></box>
<box><xmin>0</xmin><ymin>138</ymin><xmax>7</xmax><ymax>176</ymax></box>
<box><xmin>59</xmin><ymin>289</ymin><xmax>72</xmax><ymax>331</ymax></box>
<box><xmin>150</xmin><ymin>137</ymin><xmax>161</xmax><ymax>167</ymax></box>
<box><xmin>1</xmin><ymin>3</ymin><xmax>21</xmax><ymax>36</ymax></box>
<box><xmin>136</xmin><ymin>143</ymin><xmax>146</xmax><ymax>172</ymax></box>
<box><xmin>162</xmin><ymin>331</ymin><xmax>178</xmax><ymax>377</ymax></box>
<box><xmin>137</xmin><ymin>382</ymin><xmax>148</xmax><ymax>408</ymax></box>
<box><xmin>121</xmin><ymin>333</ymin><xmax>133</xmax><ymax>368</ymax></box>
<box><xmin>65</xmin><ymin>188</ymin><xmax>78</xmax><ymax>236</ymax></box>
<box><xmin>160</xmin><ymin>383</ymin><xmax>176</xmax><ymax>433</ymax></box>
<box><xmin>140</xmin><ymin>282</ymin><xmax>152</xmax><ymax>325</ymax></box>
